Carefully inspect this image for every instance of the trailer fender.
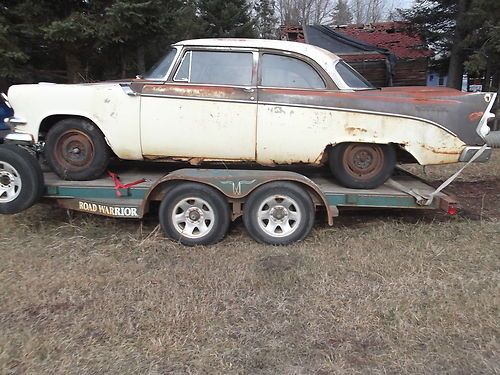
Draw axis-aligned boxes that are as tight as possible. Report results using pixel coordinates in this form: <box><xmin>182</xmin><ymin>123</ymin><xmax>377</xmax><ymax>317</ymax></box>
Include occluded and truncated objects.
<box><xmin>142</xmin><ymin>169</ymin><xmax>338</xmax><ymax>225</ymax></box>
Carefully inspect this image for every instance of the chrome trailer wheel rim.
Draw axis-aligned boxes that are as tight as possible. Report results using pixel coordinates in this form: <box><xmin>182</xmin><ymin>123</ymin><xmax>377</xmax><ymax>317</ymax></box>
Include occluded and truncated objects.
<box><xmin>0</xmin><ymin>161</ymin><xmax>22</xmax><ymax>203</ymax></box>
<box><xmin>257</xmin><ymin>195</ymin><xmax>302</xmax><ymax>238</ymax></box>
<box><xmin>171</xmin><ymin>197</ymin><xmax>215</xmax><ymax>239</ymax></box>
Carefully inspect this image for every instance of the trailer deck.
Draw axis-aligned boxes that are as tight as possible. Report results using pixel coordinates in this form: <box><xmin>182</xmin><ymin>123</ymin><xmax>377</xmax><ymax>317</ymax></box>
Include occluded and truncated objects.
<box><xmin>42</xmin><ymin>168</ymin><xmax>457</xmax><ymax>220</ymax></box>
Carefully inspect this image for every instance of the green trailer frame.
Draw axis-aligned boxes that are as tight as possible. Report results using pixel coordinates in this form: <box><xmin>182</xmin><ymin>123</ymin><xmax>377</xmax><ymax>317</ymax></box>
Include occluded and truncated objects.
<box><xmin>42</xmin><ymin>167</ymin><xmax>457</xmax><ymax>224</ymax></box>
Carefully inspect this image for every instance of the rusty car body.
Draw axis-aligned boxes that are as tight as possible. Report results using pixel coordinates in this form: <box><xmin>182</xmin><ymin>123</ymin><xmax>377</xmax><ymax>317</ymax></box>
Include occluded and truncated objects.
<box><xmin>3</xmin><ymin>38</ymin><xmax>499</xmax><ymax>188</ymax></box>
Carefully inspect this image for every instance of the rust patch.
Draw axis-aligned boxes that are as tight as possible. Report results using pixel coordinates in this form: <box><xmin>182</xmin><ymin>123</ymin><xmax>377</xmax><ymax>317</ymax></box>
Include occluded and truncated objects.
<box><xmin>262</xmin><ymin>88</ymin><xmax>459</xmax><ymax>105</ymax></box>
<box><xmin>188</xmin><ymin>157</ymin><xmax>204</xmax><ymax>166</ymax></box>
<box><xmin>313</xmin><ymin>150</ymin><xmax>325</xmax><ymax>164</ymax></box>
<box><xmin>422</xmin><ymin>145</ymin><xmax>461</xmax><ymax>155</ymax></box>
<box><xmin>468</xmin><ymin>112</ymin><xmax>483</xmax><ymax>122</ymax></box>
<box><xmin>142</xmin><ymin>84</ymin><xmax>247</xmax><ymax>100</ymax></box>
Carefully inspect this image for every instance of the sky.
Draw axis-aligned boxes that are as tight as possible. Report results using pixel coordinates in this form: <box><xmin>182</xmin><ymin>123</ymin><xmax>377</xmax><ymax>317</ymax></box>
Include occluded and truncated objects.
<box><xmin>392</xmin><ymin>0</ymin><xmax>415</xmax><ymax>9</ymax></box>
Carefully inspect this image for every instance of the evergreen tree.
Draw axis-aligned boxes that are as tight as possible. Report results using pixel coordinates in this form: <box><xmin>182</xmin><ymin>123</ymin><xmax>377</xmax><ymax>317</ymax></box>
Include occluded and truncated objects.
<box><xmin>198</xmin><ymin>0</ymin><xmax>256</xmax><ymax>38</ymax></box>
<box><xmin>0</xmin><ymin>12</ymin><xmax>28</xmax><ymax>80</ymax></box>
<box><xmin>400</xmin><ymin>0</ymin><xmax>498</xmax><ymax>90</ymax></box>
<box><xmin>463</xmin><ymin>0</ymin><xmax>500</xmax><ymax>91</ymax></box>
<box><xmin>99</xmin><ymin>0</ymin><xmax>185</xmax><ymax>76</ymax></box>
<box><xmin>1</xmin><ymin>0</ymin><xmax>100</xmax><ymax>83</ymax></box>
<box><xmin>254</xmin><ymin>0</ymin><xmax>277</xmax><ymax>39</ymax></box>
<box><xmin>330</xmin><ymin>0</ymin><xmax>353</xmax><ymax>25</ymax></box>
<box><xmin>0</xmin><ymin>0</ymin><xmax>201</xmax><ymax>83</ymax></box>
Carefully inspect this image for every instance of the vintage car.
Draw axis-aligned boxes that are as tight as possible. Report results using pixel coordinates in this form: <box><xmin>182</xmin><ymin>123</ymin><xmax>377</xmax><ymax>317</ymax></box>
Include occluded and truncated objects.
<box><xmin>3</xmin><ymin>39</ymin><xmax>499</xmax><ymax>188</ymax></box>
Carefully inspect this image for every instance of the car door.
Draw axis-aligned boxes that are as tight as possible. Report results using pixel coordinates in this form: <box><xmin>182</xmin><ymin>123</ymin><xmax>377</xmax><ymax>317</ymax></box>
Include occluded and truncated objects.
<box><xmin>256</xmin><ymin>52</ymin><xmax>334</xmax><ymax>165</ymax></box>
<box><xmin>140</xmin><ymin>48</ymin><xmax>258</xmax><ymax>161</ymax></box>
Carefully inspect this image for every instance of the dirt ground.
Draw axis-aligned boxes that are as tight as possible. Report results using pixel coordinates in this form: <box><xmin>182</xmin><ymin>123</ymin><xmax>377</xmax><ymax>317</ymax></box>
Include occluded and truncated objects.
<box><xmin>0</xmin><ymin>152</ymin><xmax>499</xmax><ymax>374</ymax></box>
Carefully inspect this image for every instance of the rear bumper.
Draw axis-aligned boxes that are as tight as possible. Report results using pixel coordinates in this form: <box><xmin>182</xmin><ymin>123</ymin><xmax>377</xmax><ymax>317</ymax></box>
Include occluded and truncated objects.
<box><xmin>459</xmin><ymin>146</ymin><xmax>492</xmax><ymax>162</ymax></box>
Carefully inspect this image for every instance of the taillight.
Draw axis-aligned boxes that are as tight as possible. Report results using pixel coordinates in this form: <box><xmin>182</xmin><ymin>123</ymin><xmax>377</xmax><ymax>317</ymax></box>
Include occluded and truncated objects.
<box><xmin>447</xmin><ymin>204</ymin><xmax>457</xmax><ymax>215</ymax></box>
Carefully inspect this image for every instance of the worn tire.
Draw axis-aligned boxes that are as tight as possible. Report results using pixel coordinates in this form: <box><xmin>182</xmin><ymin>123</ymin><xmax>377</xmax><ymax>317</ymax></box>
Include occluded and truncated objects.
<box><xmin>159</xmin><ymin>183</ymin><xmax>231</xmax><ymax>246</ymax></box>
<box><xmin>243</xmin><ymin>182</ymin><xmax>315</xmax><ymax>245</ymax></box>
<box><xmin>329</xmin><ymin>142</ymin><xmax>396</xmax><ymax>189</ymax></box>
<box><xmin>45</xmin><ymin>118</ymin><xmax>110</xmax><ymax>181</ymax></box>
<box><xmin>0</xmin><ymin>144</ymin><xmax>44</xmax><ymax>214</ymax></box>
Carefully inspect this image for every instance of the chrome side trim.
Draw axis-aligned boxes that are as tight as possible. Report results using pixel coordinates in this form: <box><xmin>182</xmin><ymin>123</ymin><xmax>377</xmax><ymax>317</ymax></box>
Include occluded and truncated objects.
<box><xmin>459</xmin><ymin>146</ymin><xmax>492</xmax><ymax>162</ymax></box>
<box><xmin>257</xmin><ymin>101</ymin><xmax>458</xmax><ymax>137</ymax></box>
<box><xmin>4</xmin><ymin>132</ymin><xmax>34</xmax><ymax>145</ymax></box>
<box><xmin>140</xmin><ymin>93</ymin><xmax>255</xmax><ymax>105</ymax></box>
<box><xmin>476</xmin><ymin>92</ymin><xmax>497</xmax><ymax>139</ymax></box>
<box><xmin>138</xmin><ymin>93</ymin><xmax>460</xmax><ymax>136</ymax></box>
<box><xmin>4</xmin><ymin>116</ymin><xmax>27</xmax><ymax>127</ymax></box>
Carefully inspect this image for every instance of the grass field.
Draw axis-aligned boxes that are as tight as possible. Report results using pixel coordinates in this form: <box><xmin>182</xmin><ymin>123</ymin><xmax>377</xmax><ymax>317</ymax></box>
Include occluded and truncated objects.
<box><xmin>0</xmin><ymin>152</ymin><xmax>499</xmax><ymax>374</ymax></box>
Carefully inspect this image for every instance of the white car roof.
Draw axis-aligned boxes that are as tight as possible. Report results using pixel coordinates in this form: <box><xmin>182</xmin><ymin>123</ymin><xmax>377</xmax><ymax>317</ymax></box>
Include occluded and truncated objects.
<box><xmin>174</xmin><ymin>38</ymin><xmax>341</xmax><ymax>63</ymax></box>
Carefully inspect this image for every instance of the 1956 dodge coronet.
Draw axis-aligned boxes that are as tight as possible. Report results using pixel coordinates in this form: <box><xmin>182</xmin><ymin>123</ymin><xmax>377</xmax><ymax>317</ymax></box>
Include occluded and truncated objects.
<box><xmin>3</xmin><ymin>38</ymin><xmax>499</xmax><ymax>188</ymax></box>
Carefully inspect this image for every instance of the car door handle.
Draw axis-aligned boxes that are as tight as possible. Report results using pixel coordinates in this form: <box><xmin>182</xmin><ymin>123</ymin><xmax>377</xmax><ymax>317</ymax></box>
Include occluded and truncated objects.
<box><xmin>243</xmin><ymin>88</ymin><xmax>255</xmax><ymax>93</ymax></box>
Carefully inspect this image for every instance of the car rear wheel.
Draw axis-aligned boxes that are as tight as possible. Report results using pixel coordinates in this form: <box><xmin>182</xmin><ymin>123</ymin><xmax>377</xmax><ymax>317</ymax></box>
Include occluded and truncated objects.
<box><xmin>329</xmin><ymin>142</ymin><xmax>396</xmax><ymax>189</ymax></box>
<box><xmin>45</xmin><ymin>118</ymin><xmax>110</xmax><ymax>181</ymax></box>
<box><xmin>243</xmin><ymin>182</ymin><xmax>315</xmax><ymax>245</ymax></box>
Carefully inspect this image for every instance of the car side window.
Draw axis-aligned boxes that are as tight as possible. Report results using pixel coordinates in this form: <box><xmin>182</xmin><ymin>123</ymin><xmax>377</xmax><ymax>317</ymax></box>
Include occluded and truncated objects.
<box><xmin>260</xmin><ymin>54</ymin><xmax>326</xmax><ymax>89</ymax></box>
<box><xmin>173</xmin><ymin>50</ymin><xmax>253</xmax><ymax>86</ymax></box>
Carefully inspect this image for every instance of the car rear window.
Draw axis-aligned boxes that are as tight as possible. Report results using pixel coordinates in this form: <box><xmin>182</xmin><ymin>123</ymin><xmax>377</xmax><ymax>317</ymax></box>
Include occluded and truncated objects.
<box><xmin>174</xmin><ymin>51</ymin><xmax>253</xmax><ymax>86</ymax></box>
<box><xmin>335</xmin><ymin>61</ymin><xmax>373</xmax><ymax>89</ymax></box>
<box><xmin>260</xmin><ymin>54</ymin><xmax>326</xmax><ymax>89</ymax></box>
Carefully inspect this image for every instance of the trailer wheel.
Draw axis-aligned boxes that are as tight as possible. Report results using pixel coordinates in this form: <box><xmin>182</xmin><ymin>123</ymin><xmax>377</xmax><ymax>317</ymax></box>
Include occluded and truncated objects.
<box><xmin>0</xmin><ymin>144</ymin><xmax>44</xmax><ymax>214</ymax></box>
<box><xmin>329</xmin><ymin>142</ymin><xmax>396</xmax><ymax>189</ymax></box>
<box><xmin>45</xmin><ymin>118</ymin><xmax>110</xmax><ymax>181</ymax></box>
<box><xmin>243</xmin><ymin>182</ymin><xmax>315</xmax><ymax>245</ymax></box>
<box><xmin>159</xmin><ymin>183</ymin><xmax>230</xmax><ymax>246</ymax></box>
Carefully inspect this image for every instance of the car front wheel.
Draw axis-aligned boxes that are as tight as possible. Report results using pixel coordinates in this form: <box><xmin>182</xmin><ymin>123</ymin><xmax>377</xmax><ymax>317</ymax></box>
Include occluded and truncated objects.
<box><xmin>45</xmin><ymin>118</ymin><xmax>110</xmax><ymax>181</ymax></box>
<box><xmin>159</xmin><ymin>183</ymin><xmax>231</xmax><ymax>246</ymax></box>
<box><xmin>329</xmin><ymin>142</ymin><xmax>396</xmax><ymax>189</ymax></box>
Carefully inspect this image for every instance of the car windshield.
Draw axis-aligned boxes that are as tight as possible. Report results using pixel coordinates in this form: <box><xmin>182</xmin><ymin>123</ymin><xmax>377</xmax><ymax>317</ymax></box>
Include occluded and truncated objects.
<box><xmin>335</xmin><ymin>61</ymin><xmax>374</xmax><ymax>89</ymax></box>
<box><xmin>144</xmin><ymin>48</ymin><xmax>177</xmax><ymax>80</ymax></box>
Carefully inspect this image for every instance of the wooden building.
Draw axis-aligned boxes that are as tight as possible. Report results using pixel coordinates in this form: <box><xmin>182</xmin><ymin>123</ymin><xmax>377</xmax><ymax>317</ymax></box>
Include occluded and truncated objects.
<box><xmin>281</xmin><ymin>22</ymin><xmax>431</xmax><ymax>87</ymax></box>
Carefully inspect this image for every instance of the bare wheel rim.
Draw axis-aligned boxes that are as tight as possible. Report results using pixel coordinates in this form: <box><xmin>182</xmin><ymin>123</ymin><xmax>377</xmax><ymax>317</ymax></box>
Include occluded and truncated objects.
<box><xmin>343</xmin><ymin>143</ymin><xmax>385</xmax><ymax>180</ymax></box>
<box><xmin>55</xmin><ymin>130</ymin><xmax>95</xmax><ymax>170</ymax></box>
<box><xmin>0</xmin><ymin>161</ymin><xmax>22</xmax><ymax>203</ymax></box>
<box><xmin>257</xmin><ymin>194</ymin><xmax>302</xmax><ymax>238</ymax></box>
<box><xmin>171</xmin><ymin>197</ymin><xmax>215</xmax><ymax>239</ymax></box>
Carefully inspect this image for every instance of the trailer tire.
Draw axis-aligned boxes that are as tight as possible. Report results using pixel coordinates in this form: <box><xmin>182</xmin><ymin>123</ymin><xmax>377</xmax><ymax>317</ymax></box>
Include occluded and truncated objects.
<box><xmin>159</xmin><ymin>183</ymin><xmax>230</xmax><ymax>246</ymax></box>
<box><xmin>0</xmin><ymin>144</ymin><xmax>44</xmax><ymax>214</ymax></box>
<box><xmin>243</xmin><ymin>182</ymin><xmax>315</xmax><ymax>245</ymax></box>
<box><xmin>45</xmin><ymin>118</ymin><xmax>110</xmax><ymax>181</ymax></box>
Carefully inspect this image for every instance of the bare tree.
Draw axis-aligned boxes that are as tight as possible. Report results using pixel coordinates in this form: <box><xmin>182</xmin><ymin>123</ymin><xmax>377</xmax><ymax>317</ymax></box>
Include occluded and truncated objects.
<box><xmin>275</xmin><ymin>0</ymin><xmax>335</xmax><ymax>25</ymax></box>
<box><xmin>349</xmin><ymin>0</ymin><xmax>388</xmax><ymax>24</ymax></box>
<box><xmin>350</xmin><ymin>0</ymin><xmax>366</xmax><ymax>23</ymax></box>
<box><xmin>276</xmin><ymin>0</ymin><xmax>394</xmax><ymax>26</ymax></box>
<box><xmin>330</xmin><ymin>0</ymin><xmax>353</xmax><ymax>25</ymax></box>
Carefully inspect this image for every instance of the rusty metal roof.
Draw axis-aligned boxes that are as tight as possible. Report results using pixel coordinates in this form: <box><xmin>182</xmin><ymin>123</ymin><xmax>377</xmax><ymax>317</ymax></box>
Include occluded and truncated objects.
<box><xmin>332</xmin><ymin>22</ymin><xmax>432</xmax><ymax>59</ymax></box>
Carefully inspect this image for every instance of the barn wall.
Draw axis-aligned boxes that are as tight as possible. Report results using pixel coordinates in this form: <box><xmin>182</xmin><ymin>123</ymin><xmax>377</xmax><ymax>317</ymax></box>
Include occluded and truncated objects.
<box><xmin>393</xmin><ymin>58</ymin><xmax>428</xmax><ymax>86</ymax></box>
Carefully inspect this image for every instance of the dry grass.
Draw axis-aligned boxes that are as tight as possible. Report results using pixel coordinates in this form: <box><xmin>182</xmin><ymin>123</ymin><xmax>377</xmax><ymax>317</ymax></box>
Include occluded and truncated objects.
<box><xmin>0</xmin><ymin>153</ymin><xmax>499</xmax><ymax>374</ymax></box>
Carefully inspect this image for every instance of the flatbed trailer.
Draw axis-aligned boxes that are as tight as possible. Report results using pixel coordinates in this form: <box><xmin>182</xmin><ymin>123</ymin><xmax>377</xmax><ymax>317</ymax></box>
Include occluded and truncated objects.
<box><xmin>0</xmin><ymin>144</ymin><xmax>457</xmax><ymax>245</ymax></box>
